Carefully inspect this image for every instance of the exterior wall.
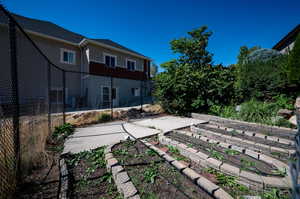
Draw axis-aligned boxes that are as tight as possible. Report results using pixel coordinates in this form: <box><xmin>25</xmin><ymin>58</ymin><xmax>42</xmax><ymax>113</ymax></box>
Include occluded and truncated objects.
<box><xmin>84</xmin><ymin>75</ymin><xmax>149</xmax><ymax>108</ymax></box>
<box><xmin>280</xmin><ymin>41</ymin><xmax>295</xmax><ymax>54</ymax></box>
<box><xmin>87</xmin><ymin>44</ymin><xmax>145</xmax><ymax>71</ymax></box>
<box><xmin>0</xmin><ymin>25</ymin><xmax>82</xmax><ymax>107</ymax></box>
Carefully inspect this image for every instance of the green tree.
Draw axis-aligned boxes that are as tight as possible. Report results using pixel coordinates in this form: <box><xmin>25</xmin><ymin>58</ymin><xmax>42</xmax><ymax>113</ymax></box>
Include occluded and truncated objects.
<box><xmin>170</xmin><ymin>26</ymin><xmax>213</xmax><ymax>69</ymax></box>
<box><xmin>154</xmin><ymin>27</ymin><xmax>236</xmax><ymax>115</ymax></box>
<box><xmin>287</xmin><ymin>33</ymin><xmax>300</xmax><ymax>85</ymax></box>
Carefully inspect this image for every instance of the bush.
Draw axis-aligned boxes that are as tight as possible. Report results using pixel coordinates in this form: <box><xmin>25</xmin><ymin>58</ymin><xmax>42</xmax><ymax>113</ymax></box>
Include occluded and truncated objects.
<box><xmin>52</xmin><ymin>123</ymin><xmax>75</xmax><ymax>140</ymax></box>
<box><xmin>98</xmin><ymin>113</ymin><xmax>111</xmax><ymax>123</ymax></box>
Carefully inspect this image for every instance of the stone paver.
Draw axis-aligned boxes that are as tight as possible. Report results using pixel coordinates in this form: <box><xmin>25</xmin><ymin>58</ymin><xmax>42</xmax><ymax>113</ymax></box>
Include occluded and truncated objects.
<box><xmin>64</xmin><ymin>116</ymin><xmax>205</xmax><ymax>154</ymax></box>
<box><xmin>132</xmin><ymin>115</ymin><xmax>207</xmax><ymax>132</ymax></box>
<box><xmin>197</xmin><ymin>177</ymin><xmax>219</xmax><ymax>194</ymax></box>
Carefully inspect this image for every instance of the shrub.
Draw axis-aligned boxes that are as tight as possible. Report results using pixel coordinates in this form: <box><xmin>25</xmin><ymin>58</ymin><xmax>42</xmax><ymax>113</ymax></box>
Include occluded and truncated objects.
<box><xmin>98</xmin><ymin>113</ymin><xmax>111</xmax><ymax>123</ymax></box>
<box><xmin>52</xmin><ymin>123</ymin><xmax>75</xmax><ymax>140</ymax></box>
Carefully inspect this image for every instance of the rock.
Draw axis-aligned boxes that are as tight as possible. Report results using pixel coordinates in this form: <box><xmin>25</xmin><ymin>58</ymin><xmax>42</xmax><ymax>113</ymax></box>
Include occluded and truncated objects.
<box><xmin>295</xmin><ymin>97</ymin><xmax>300</xmax><ymax>109</ymax></box>
<box><xmin>289</xmin><ymin>115</ymin><xmax>297</xmax><ymax>126</ymax></box>
<box><xmin>277</xmin><ymin>109</ymin><xmax>293</xmax><ymax>119</ymax></box>
<box><xmin>235</xmin><ymin>105</ymin><xmax>241</xmax><ymax>112</ymax></box>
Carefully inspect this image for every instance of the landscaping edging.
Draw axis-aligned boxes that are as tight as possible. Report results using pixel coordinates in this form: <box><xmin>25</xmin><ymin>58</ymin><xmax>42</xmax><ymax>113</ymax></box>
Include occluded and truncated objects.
<box><xmin>59</xmin><ymin>158</ymin><xmax>69</xmax><ymax>199</ymax></box>
<box><xmin>191</xmin><ymin>113</ymin><xmax>297</xmax><ymax>132</ymax></box>
<box><xmin>158</xmin><ymin>132</ymin><xmax>292</xmax><ymax>189</ymax></box>
<box><xmin>141</xmin><ymin>140</ymin><xmax>234</xmax><ymax>199</ymax></box>
<box><xmin>192</xmin><ymin>125</ymin><xmax>295</xmax><ymax>155</ymax></box>
<box><xmin>203</xmin><ymin>123</ymin><xmax>294</xmax><ymax>146</ymax></box>
<box><xmin>104</xmin><ymin>143</ymin><xmax>140</xmax><ymax>199</ymax></box>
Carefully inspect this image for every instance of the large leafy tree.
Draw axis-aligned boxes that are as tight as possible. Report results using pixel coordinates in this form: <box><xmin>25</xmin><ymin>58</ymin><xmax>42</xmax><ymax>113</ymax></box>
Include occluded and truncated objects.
<box><xmin>154</xmin><ymin>27</ymin><xmax>236</xmax><ymax>115</ymax></box>
<box><xmin>170</xmin><ymin>26</ymin><xmax>213</xmax><ymax>69</ymax></box>
<box><xmin>287</xmin><ymin>33</ymin><xmax>300</xmax><ymax>85</ymax></box>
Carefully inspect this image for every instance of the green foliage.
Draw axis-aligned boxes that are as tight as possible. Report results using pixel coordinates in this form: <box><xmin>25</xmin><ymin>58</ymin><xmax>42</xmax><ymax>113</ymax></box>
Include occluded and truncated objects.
<box><xmin>167</xmin><ymin>145</ymin><xmax>180</xmax><ymax>154</ymax></box>
<box><xmin>205</xmin><ymin>168</ymin><xmax>249</xmax><ymax>192</ymax></box>
<box><xmin>208</xmin><ymin>149</ymin><xmax>224</xmax><ymax>160</ymax></box>
<box><xmin>224</xmin><ymin>149</ymin><xmax>240</xmax><ymax>156</ymax></box>
<box><xmin>146</xmin><ymin>149</ymin><xmax>157</xmax><ymax>156</ymax></box>
<box><xmin>143</xmin><ymin>164</ymin><xmax>158</xmax><ymax>183</ymax></box>
<box><xmin>170</xmin><ymin>26</ymin><xmax>212</xmax><ymax>68</ymax></box>
<box><xmin>98</xmin><ymin>113</ymin><xmax>112</xmax><ymax>123</ymax></box>
<box><xmin>154</xmin><ymin>26</ymin><xmax>237</xmax><ymax>115</ymax></box>
<box><xmin>261</xmin><ymin>188</ymin><xmax>290</xmax><ymax>199</ymax></box>
<box><xmin>235</xmin><ymin>55</ymin><xmax>288</xmax><ymax>100</ymax></box>
<box><xmin>52</xmin><ymin>123</ymin><xmax>75</xmax><ymax>140</ymax></box>
<box><xmin>287</xmin><ymin>33</ymin><xmax>300</xmax><ymax>85</ymax></box>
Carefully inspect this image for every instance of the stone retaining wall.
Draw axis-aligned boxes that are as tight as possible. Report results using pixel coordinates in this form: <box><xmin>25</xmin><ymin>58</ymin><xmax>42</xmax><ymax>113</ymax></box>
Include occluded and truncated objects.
<box><xmin>104</xmin><ymin>143</ymin><xmax>140</xmax><ymax>199</ymax></box>
<box><xmin>192</xmin><ymin>126</ymin><xmax>295</xmax><ymax>155</ymax></box>
<box><xmin>141</xmin><ymin>140</ymin><xmax>233</xmax><ymax>199</ymax></box>
<box><xmin>159</xmin><ymin>131</ymin><xmax>292</xmax><ymax>189</ymax></box>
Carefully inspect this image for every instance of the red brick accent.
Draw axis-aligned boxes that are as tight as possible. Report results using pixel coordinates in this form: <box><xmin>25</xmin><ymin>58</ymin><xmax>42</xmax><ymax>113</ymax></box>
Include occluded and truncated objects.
<box><xmin>89</xmin><ymin>61</ymin><xmax>148</xmax><ymax>80</ymax></box>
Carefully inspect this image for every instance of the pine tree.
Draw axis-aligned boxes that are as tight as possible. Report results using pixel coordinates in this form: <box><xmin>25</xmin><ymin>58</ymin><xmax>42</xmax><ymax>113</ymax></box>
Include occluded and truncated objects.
<box><xmin>287</xmin><ymin>33</ymin><xmax>300</xmax><ymax>85</ymax></box>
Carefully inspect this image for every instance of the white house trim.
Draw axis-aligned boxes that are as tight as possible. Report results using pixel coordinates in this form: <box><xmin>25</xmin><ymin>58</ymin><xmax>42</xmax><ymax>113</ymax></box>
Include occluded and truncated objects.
<box><xmin>60</xmin><ymin>48</ymin><xmax>76</xmax><ymax>65</ymax></box>
<box><xmin>126</xmin><ymin>58</ymin><xmax>137</xmax><ymax>71</ymax></box>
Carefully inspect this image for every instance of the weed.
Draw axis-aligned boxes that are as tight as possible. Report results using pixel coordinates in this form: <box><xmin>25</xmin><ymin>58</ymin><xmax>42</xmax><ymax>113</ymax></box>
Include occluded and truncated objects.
<box><xmin>261</xmin><ymin>188</ymin><xmax>289</xmax><ymax>199</ymax></box>
<box><xmin>240</xmin><ymin>158</ymin><xmax>256</xmax><ymax>168</ymax></box>
<box><xmin>187</xmin><ymin>143</ymin><xmax>193</xmax><ymax>148</ymax></box>
<box><xmin>225</xmin><ymin>149</ymin><xmax>240</xmax><ymax>156</ymax></box>
<box><xmin>113</xmin><ymin>149</ymin><xmax>129</xmax><ymax>156</ymax></box>
<box><xmin>143</xmin><ymin>164</ymin><xmax>158</xmax><ymax>183</ymax></box>
<box><xmin>98</xmin><ymin>113</ymin><xmax>111</xmax><ymax>123</ymax></box>
<box><xmin>208</xmin><ymin>149</ymin><xmax>224</xmax><ymax>160</ymax></box>
<box><xmin>270</xmin><ymin>151</ymin><xmax>282</xmax><ymax>158</ymax></box>
<box><xmin>100</xmin><ymin>172</ymin><xmax>113</xmax><ymax>183</ymax></box>
<box><xmin>146</xmin><ymin>149</ymin><xmax>157</xmax><ymax>156</ymax></box>
<box><xmin>52</xmin><ymin>123</ymin><xmax>74</xmax><ymax>140</ymax></box>
<box><xmin>272</xmin><ymin>168</ymin><xmax>286</xmax><ymax>177</ymax></box>
<box><xmin>124</xmin><ymin>140</ymin><xmax>136</xmax><ymax>148</ymax></box>
<box><xmin>167</xmin><ymin>145</ymin><xmax>180</xmax><ymax>154</ymax></box>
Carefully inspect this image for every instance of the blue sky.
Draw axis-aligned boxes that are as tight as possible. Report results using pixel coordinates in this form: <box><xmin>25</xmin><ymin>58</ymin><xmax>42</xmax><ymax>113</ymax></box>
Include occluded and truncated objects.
<box><xmin>3</xmin><ymin>0</ymin><xmax>300</xmax><ymax>71</ymax></box>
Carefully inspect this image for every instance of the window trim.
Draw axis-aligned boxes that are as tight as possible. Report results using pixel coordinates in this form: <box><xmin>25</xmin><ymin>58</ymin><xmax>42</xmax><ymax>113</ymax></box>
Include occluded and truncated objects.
<box><xmin>103</xmin><ymin>53</ymin><xmax>117</xmax><ymax>68</ymax></box>
<box><xmin>126</xmin><ymin>58</ymin><xmax>136</xmax><ymax>71</ymax></box>
<box><xmin>60</xmin><ymin>48</ymin><xmax>76</xmax><ymax>65</ymax></box>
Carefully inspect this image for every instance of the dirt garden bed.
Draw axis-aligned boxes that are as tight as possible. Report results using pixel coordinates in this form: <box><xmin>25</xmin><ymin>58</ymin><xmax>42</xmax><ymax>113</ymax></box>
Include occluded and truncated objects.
<box><xmin>64</xmin><ymin>146</ymin><xmax>122</xmax><ymax>199</ymax></box>
<box><xmin>196</xmin><ymin>124</ymin><xmax>294</xmax><ymax>150</ymax></box>
<box><xmin>112</xmin><ymin>140</ymin><xmax>213</xmax><ymax>199</ymax></box>
<box><xmin>145</xmin><ymin>136</ymin><xmax>291</xmax><ymax>199</ymax></box>
<box><xmin>165</xmin><ymin>132</ymin><xmax>283</xmax><ymax>177</ymax></box>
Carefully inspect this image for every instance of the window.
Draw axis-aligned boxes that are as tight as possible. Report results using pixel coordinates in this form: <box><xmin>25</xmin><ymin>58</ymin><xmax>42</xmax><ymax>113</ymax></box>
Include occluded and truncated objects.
<box><xmin>60</xmin><ymin>49</ymin><xmax>75</xmax><ymax>64</ymax></box>
<box><xmin>127</xmin><ymin>59</ymin><xmax>136</xmax><ymax>71</ymax></box>
<box><xmin>104</xmin><ymin>54</ymin><xmax>116</xmax><ymax>67</ymax></box>
<box><xmin>131</xmin><ymin>88</ymin><xmax>140</xmax><ymax>97</ymax></box>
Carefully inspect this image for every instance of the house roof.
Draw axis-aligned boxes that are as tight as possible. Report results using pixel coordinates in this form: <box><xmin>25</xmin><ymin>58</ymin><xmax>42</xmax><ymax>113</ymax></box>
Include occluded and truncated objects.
<box><xmin>11</xmin><ymin>14</ymin><xmax>85</xmax><ymax>43</ymax></box>
<box><xmin>273</xmin><ymin>24</ymin><xmax>300</xmax><ymax>51</ymax></box>
<box><xmin>0</xmin><ymin>12</ymin><xmax>149</xmax><ymax>59</ymax></box>
<box><xmin>90</xmin><ymin>39</ymin><xmax>146</xmax><ymax>57</ymax></box>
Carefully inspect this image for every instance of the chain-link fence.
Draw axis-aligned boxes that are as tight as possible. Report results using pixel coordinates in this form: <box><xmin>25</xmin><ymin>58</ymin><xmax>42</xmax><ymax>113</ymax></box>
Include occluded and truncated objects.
<box><xmin>0</xmin><ymin>5</ymin><xmax>152</xmax><ymax>198</ymax></box>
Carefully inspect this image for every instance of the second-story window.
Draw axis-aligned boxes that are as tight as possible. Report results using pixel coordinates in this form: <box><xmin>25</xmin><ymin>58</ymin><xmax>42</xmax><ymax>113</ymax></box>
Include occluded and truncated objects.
<box><xmin>105</xmin><ymin>54</ymin><xmax>116</xmax><ymax>67</ymax></box>
<box><xmin>127</xmin><ymin>59</ymin><xmax>136</xmax><ymax>71</ymax></box>
<box><xmin>60</xmin><ymin>49</ymin><xmax>75</xmax><ymax>64</ymax></box>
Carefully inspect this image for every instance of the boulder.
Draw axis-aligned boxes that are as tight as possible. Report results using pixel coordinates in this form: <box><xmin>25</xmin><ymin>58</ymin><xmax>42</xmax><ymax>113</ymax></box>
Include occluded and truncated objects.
<box><xmin>289</xmin><ymin>115</ymin><xmax>297</xmax><ymax>126</ymax></box>
<box><xmin>277</xmin><ymin>109</ymin><xmax>293</xmax><ymax>119</ymax></box>
<box><xmin>295</xmin><ymin>97</ymin><xmax>300</xmax><ymax>110</ymax></box>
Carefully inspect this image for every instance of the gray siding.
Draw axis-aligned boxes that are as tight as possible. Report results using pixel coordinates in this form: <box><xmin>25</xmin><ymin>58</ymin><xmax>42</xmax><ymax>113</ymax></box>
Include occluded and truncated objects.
<box><xmin>87</xmin><ymin>44</ymin><xmax>144</xmax><ymax>71</ymax></box>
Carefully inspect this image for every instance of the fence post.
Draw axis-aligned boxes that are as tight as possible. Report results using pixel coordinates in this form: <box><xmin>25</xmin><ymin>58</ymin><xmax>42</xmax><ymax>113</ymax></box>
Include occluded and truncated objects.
<box><xmin>8</xmin><ymin>17</ymin><xmax>20</xmax><ymax>181</ymax></box>
<box><xmin>62</xmin><ymin>70</ymin><xmax>66</xmax><ymax>124</ymax></box>
<box><xmin>140</xmin><ymin>80</ymin><xmax>143</xmax><ymax>112</ymax></box>
<box><xmin>110</xmin><ymin>76</ymin><xmax>113</xmax><ymax>119</ymax></box>
<box><xmin>47</xmin><ymin>62</ymin><xmax>51</xmax><ymax>133</ymax></box>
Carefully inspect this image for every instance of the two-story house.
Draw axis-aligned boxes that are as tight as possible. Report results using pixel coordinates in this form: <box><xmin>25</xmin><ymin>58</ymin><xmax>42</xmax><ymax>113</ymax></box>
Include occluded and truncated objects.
<box><xmin>0</xmin><ymin>13</ymin><xmax>151</xmax><ymax>110</ymax></box>
<box><xmin>273</xmin><ymin>24</ymin><xmax>300</xmax><ymax>53</ymax></box>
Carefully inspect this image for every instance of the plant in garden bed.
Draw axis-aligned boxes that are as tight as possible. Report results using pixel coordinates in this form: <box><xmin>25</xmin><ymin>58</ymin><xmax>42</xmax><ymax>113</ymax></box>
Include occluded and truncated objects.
<box><xmin>208</xmin><ymin>149</ymin><xmax>225</xmax><ymax>161</ymax></box>
<box><xmin>98</xmin><ymin>113</ymin><xmax>112</xmax><ymax>123</ymax></box>
<box><xmin>205</xmin><ymin>168</ymin><xmax>251</xmax><ymax>197</ymax></box>
<box><xmin>167</xmin><ymin>145</ymin><xmax>180</xmax><ymax>154</ymax></box>
<box><xmin>225</xmin><ymin>149</ymin><xmax>240</xmax><ymax>156</ymax></box>
<box><xmin>143</xmin><ymin>163</ymin><xmax>159</xmax><ymax>183</ymax></box>
<box><xmin>52</xmin><ymin>123</ymin><xmax>75</xmax><ymax>141</ymax></box>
